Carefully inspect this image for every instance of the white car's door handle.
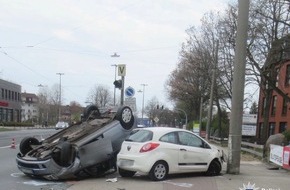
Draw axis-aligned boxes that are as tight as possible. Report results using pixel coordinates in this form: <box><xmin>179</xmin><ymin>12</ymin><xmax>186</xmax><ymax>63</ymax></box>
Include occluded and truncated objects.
<box><xmin>180</xmin><ymin>148</ymin><xmax>187</xmax><ymax>151</ymax></box>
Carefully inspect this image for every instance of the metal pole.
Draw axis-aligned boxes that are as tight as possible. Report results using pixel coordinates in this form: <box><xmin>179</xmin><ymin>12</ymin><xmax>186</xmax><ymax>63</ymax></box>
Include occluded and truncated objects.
<box><xmin>140</xmin><ymin>84</ymin><xmax>148</xmax><ymax>124</ymax></box>
<box><xmin>206</xmin><ymin>40</ymin><xmax>219</xmax><ymax>140</ymax></box>
<box><xmin>56</xmin><ymin>73</ymin><xmax>64</xmax><ymax>121</ymax></box>
<box><xmin>199</xmin><ymin>96</ymin><xmax>203</xmax><ymax>136</ymax></box>
<box><xmin>121</xmin><ymin>76</ymin><xmax>125</xmax><ymax>105</ymax></box>
<box><xmin>111</xmin><ymin>64</ymin><xmax>117</xmax><ymax>106</ymax></box>
<box><xmin>175</xmin><ymin>108</ymin><xmax>187</xmax><ymax>128</ymax></box>
<box><xmin>111</xmin><ymin>53</ymin><xmax>120</xmax><ymax>106</ymax></box>
<box><xmin>227</xmin><ymin>0</ymin><xmax>249</xmax><ymax>174</ymax></box>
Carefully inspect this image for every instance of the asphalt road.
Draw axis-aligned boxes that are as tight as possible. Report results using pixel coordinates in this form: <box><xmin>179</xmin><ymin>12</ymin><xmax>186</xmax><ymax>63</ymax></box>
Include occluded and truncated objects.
<box><xmin>0</xmin><ymin>128</ymin><xmax>70</xmax><ymax>190</ymax></box>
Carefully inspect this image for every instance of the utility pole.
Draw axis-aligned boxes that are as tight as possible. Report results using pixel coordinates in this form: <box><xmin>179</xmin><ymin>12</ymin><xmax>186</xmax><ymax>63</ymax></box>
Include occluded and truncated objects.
<box><xmin>227</xmin><ymin>0</ymin><xmax>249</xmax><ymax>174</ymax></box>
<box><xmin>56</xmin><ymin>73</ymin><xmax>64</xmax><ymax>121</ymax></box>
<box><xmin>199</xmin><ymin>96</ymin><xmax>203</xmax><ymax>136</ymax></box>
<box><xmin>111</xmin><ymin>64</ymin><xmax>118</xmax><ymax>106</ymax></box>
<box><xmin>140</xmin><ymin>84</ymin><xmax>148</xmax><ymax>124</ymax></box>
<box><xmin>206</xmin><ymin>40</ymin><xmax>219</xmax><ymax>140</ymax></box>
<box><xmin>111</xmin><ymin>52</ymin><xmax>120</xmax><ymax>106</ymax></box>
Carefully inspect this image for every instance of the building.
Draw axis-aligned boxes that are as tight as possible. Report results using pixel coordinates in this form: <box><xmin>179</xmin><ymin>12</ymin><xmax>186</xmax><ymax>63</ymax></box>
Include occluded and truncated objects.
<box><xmin>0</xmin><ymin>79</ymin><xmax>22</xmax><ymax>122</ymax></box>
<box><xmin>257</xmin><ymin>35</ymin><xmax>290</xmax><ymax>141</ymax></box>
<box><xmin>21</xmin><ymin>92</ymin><xmax>39</xmax><ymax>123</ymax></box>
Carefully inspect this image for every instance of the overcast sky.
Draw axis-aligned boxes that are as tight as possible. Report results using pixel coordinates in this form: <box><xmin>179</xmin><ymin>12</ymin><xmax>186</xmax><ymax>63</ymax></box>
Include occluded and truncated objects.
<box><xmin>0</xmin><ymin>0</ymin><xmax>231</xmax><ymax>111</ymax></box>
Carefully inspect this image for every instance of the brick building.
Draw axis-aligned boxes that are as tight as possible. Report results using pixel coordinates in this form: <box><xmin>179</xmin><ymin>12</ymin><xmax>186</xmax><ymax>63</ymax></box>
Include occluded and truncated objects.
<box><xmin>257</xmin><ymin>35</ymin><xmax>290</xmax><ymax>141</ymax></box>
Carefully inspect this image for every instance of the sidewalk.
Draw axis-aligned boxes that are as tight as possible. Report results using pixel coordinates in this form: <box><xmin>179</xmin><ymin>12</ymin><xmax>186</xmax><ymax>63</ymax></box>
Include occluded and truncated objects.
<box><xmin>67</xmin><ymin>146</ymin><xmax>290</xmax><ymax>190</ymax></box>
<box><xmin>215</xmin><ymin>144</ymin><xmax>290</xmax><ymax>190</ymax></box>
<box><xmin>216</xmin><ymin>161</ymin><xmax>290</xmax><ymax>190</ymax></box>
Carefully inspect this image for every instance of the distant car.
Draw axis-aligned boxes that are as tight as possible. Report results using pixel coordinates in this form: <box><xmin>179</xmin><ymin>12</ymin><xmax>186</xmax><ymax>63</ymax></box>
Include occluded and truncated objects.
<box><xmin>117</xmin><ymin>127</ymin><xmax>225</xmax><ymax>181</ymax></box>
<box><xmin>16</xmin><ymin>105</ymin><xmax>136</xmax><ymax>180</ymax></box>
<box><xmin>55</xmin><ymin>121</ymin><xmax>69</xmax><ymax>129</ymax></box>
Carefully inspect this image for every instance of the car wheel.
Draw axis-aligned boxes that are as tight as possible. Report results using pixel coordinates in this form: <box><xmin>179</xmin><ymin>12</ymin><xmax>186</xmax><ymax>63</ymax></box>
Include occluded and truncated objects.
<box><xmin>116</xmin><ymin>106</ymin><xmax>134</xmax><ymax>130</ymax></box>
<box><xmin>118</xmin><ymin>167</ymin><xmax>136</xmax><ymax>177</ymax></box>
<box><xmin>83</xmin><ymin>105</ymin><xmax>100</xmax><ymax>120</ymax></box>
<box><xmin>206</xmin><ymin>160</ymin><xmax>221</xmax><ymax>176</ymax></box>
<box><xmin>19</xmin><ymin>137</ymin><xmax>40</xmax><ymax>155</ymax></box>
<box><xmin>149</xmin><ymin>161</ymin><xmax>168</xmax><ymax>181</ymax></box>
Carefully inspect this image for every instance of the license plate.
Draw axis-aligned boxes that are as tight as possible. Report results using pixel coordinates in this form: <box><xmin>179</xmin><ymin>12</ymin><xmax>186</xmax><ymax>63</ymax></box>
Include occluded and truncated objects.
<box><xmin>21</xmin><ymin>168</ymin><xmax>33</xmax><ymax>174</ymax></box>
<box><xmin>118</xmin><ymin>159</ymin><xmax>134</xmax><ymax>167</ymax></box>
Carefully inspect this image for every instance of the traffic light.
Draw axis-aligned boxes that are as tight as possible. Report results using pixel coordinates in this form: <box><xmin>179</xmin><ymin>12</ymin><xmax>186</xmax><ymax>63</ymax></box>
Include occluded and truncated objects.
<box><xmin>113</xmin><ymin>80</ymin><xmax>122</xmax><ymax>89</ymax></box>
<box><xmin>156</xmin><ymin>105</ymin><xmax>164</xmax><ymax>109</ymax></box>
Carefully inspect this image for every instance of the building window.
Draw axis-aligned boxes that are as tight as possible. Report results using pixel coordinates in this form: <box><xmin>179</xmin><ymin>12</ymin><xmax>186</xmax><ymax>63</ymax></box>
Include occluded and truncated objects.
<box><xmin>271</xmin><ymin>96</ymin><xmax>277</xmax><ymax>116</ymax></box>
<box><xmin>275</xmin><ymin>68</ymin><xmax>280</xmax><ymax>87</ymax></box>
<box><xmin>279</xmin><ymin>122</ymin><xmax>287</xmax><ymax>133</ymax></box>
<box><xmin>269</xmin><ymin>122</ymin><xmax>275</xmax><ymax>136</ymax></box>
<box><xmin>282</xmin><ymin>96</ymin><xmax>288</xmax><ymax>116</ymax></box>
<box><xmin>285</xmin><ymin>65</ymin><xmax>290</xmax><ymax>87</ymax></box>
<box><xmin>5</xmin><ymin>89</ymin><xmax>7</xmax><ymax>99</ymax></box>
<box><xmin>1</xmin><ymin>89</ymin><xmax>4</xmax><ymax>99</ymax></box>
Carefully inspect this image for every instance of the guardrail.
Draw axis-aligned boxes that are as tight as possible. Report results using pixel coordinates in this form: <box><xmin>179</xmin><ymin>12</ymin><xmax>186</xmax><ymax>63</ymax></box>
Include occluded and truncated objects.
<box><xmin>241</xmin><ymin>141</ymin><xmax>264</xmax><ymax>157</ymax></box>
<box><xmin>210</xmin><ymin>136</ymin><xmax>264</xmax><ymax>158</ymax></box>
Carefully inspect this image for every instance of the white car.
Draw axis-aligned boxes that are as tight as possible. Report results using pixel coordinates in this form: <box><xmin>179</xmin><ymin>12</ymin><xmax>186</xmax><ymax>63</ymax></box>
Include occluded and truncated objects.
<box><xmin>55</xmin><ymin>121</ymin><xmax>69</xmax><ymax>129</ymax></box>
<box><xmin>117</xmin><ymin>127</ymin><xmax>225</xmax><ymax>181</ymax></box>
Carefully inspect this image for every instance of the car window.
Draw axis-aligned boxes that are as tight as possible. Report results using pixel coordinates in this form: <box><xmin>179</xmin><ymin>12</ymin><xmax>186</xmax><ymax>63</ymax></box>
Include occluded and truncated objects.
<box><xmin>125</xmin><ymin>130</ymin><xmax>153</xmax><ymax>142</ymax></box>
<box><xmin>160</xmin><ymin>132</ymin><xmax>178</xmax><ymax>144</ymax></box>
<box><xmin>177</xmin><ymin>131</ymin><xmax>203</xmax><ymax>148</ymax></box>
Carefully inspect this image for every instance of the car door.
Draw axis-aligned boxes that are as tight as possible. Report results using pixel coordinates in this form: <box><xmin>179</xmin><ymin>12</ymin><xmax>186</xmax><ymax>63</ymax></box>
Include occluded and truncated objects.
<box><xmin>177</xmin><ymin>131</ymin><xmax>211</xmax><ymax>172</ymax></box>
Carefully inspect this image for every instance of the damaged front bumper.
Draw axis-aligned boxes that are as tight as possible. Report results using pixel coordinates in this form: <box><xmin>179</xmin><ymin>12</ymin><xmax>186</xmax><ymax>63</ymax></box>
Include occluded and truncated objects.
<box><xmin>16</xmin><ymin>154</ymin><xmax>81</xmax><ymax>180</ymax></box>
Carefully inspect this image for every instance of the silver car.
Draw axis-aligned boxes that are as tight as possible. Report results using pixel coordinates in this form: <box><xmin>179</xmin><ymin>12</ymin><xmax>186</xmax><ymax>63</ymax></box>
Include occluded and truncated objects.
<box><xmin>55</xmin><ymin>121</ymin><xmax>69</xmax><ymax>130</ymax></box>
<box><xmin>16</xmin><ymin>105</ymin><xmax>136</xmax><ymax>180</ymax></box>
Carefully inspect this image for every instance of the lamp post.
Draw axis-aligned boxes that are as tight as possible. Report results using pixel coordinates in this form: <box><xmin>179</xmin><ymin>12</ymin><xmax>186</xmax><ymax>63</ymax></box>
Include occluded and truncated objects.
<box><xmin>111</xmin><ymin>64</ymin><xmax>117</xmax><ymax>106</ymax></box>
<box><xmin>140</xmin><ymin>84</ymin><xmax>148</xmax><ymax>124</ymax></box>
<box><xmin>56</xmin><ymin>73</ymin><xmax>64</xmax><ymax>121</ymax></box>
<box><xmin>175</xmin><ymin>108</ymin><xmax>188</xmax><ymax>129</ymax></box>
<box><xmin>111</xmin><ymin>52</ymin><xmax>120</xmax><ymax>106</ymax></box>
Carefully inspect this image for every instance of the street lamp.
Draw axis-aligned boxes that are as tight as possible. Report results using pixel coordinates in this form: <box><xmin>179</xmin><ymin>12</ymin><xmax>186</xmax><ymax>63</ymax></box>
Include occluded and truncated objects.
<box><xmin>111</xmin><ymin>52</ymin><xmax>120</xmax><ymax>106</ymax></box>
<box><xmin>175</xmin><ymin>108</ymin><xmax>188</xmax><ymax>129</ymax></box>
<box><xmin>140</xmin><ymin>84</ymin><xmax>148</xmax><ymax>124</ymax></box>
<box><xmin>111</xmin><ymin>64</ymin><xmax>117</xmax><ymax>106</ymax></box>
<box><xmin>56</xmin><ymin>73</ymin><xmax>64</xmax><ymax>121</ymax></box>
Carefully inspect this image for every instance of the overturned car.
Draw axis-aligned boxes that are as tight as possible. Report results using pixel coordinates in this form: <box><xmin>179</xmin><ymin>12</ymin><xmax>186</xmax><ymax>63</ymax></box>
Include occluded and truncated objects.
<box><xmin>16</xmin><ymin>105</ymin><xmax>136</xmax><ymax>180</ymax></box>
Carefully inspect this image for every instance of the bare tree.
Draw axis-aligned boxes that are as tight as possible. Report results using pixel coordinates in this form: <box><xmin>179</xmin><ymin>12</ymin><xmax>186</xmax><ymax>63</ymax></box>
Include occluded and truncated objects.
<box><xmin>86</xmin><ymin>84</ymin><xmax>112</xmax><ymax>108</ymax></box>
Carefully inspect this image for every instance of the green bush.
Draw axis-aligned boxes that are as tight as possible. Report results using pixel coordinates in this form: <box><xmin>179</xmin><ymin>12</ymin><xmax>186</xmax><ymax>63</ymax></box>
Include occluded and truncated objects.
<box><xmin>1</xmin><ymin>122</ymin><xmax>34</xmax><ymax>127</ymax></box>
<box><xmin>283</xmin><ymin>129</ymin><xmax>290</xmax><ymax>142</ymax></box>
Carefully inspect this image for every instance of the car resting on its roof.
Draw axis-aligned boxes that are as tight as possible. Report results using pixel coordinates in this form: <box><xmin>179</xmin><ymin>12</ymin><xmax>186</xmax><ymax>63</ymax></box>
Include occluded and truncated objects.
<box><xmin>16</xmin><ymin>105</ymin><xmax>136</xmax><ymax>180</ymax></box>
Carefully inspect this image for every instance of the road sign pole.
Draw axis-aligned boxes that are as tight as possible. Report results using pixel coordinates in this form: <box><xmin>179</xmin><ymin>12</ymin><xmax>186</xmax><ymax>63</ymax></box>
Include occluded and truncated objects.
<box><xmin>121</xmin><ymin>76</ymin><xmax>125</xmax><ymax>105</ymax></box>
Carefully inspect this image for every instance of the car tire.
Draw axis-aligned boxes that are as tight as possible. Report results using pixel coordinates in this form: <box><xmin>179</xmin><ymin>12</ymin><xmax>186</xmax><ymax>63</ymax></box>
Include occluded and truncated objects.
<box><xmin>118</xmin><ymin>167</ymin><xmax>136</xmax><ymax>177</ymax></box>
<box><xmin>149</xmin><ymin>161</ymin><xmax>168</xmax><ymax>181</ymax></box>
<box><xmin>83</xmin><ymin>105</ymin><xmax>100</xmax><ymax>120</ymax></box>
<box><xmin>19</xmin><ymin>137</ymin><xmax>40</xmax><ymax>155</ymax></box>
<box><xmin>116</xmin><ymin>106</ymin><xmax>134</xmax><ymax>130</ymax></box>
<box><xmin>206</xmin><ymin>160</ymin><xmax>221</xmax><ymax>176</ymax></box>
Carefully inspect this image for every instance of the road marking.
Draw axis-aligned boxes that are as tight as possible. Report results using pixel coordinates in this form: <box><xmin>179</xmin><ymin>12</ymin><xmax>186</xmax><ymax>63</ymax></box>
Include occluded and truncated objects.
<box><xmin>163</xmin><ymin>180</ymin><xmax>193</xmax><ymax>188</ymax></box>
<box><xmin>11</xmin><ymin>173</ymin><xmax>25</xmax><ymax>177</ymax></box>
<box><xmin>0</xmin><ymin>145</ymin><xmax>16</xmax><ymax>149</ymax></box>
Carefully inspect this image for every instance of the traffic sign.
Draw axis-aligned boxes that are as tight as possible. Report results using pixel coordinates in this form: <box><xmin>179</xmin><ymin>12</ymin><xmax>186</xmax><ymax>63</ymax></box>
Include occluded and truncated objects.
<box><xmin>124</xmin><ymin>97</ymin><xmax>136</xmax><ymax>112</ymax></box>
<box><xmin>125</xmin><ymin>86</ymin><xmax>135</xmax><ymax>97</ymax></box>
<box><xmin>118</xmin><ymin>64</ymin><xmax>126</xmax><ymax>76</ymax></box>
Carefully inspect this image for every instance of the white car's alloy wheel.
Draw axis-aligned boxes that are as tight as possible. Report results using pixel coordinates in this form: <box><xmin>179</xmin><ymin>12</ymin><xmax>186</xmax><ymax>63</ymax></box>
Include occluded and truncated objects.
<box><xmin>149</xmin><ymin>161</ymin><xmax>168</xmax><ymax>181</ymax></box>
